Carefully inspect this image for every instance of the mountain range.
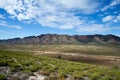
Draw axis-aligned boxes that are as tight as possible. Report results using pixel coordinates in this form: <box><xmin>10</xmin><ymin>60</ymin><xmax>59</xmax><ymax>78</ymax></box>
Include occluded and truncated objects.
<box><xmin>0</xmin><ymin>34</ymin><xmax>120</xmax><ymax>45</ymax></box>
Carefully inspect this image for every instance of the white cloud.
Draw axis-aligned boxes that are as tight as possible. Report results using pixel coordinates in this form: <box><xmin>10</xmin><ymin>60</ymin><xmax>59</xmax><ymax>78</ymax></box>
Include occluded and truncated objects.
<box><xmin>102</xmin><ymin>15</ymin><xmax>114</xmax><ymax>22</ymax></box>
<box><xmin>102</xmin><ymin>14</ymin><xmax>120</xmax><ymax>23</ymax></box>
<box><xmin>0</xmin><ymin>0</ymin><xmax>99</xmax><ymax>30</ymax></box>
<box><xmin>116</xmin><ymin>15</ymin><xmax>120</xmax><ymax>20</ymax></box>
<box><xmin>110</xmin><ymin>0</ymin><xmax>120</xmax><ymax>6</ymax></box>
<box><xmin>0</xmin><ymin>20</ymin><xmax>22</xmax><ymax>29</ymax></box>
<box><xmin>78</xmin><ymin>24</ymin><xmax>110</xmax><ymax>33</ymax></box>
<box><xmin>101</xmin><ymin>0</ymin><xmax>120</xmax><ymax>11</ymax></box>
<box><xmin>113</xmin><ymin>14</ymin><xmax>120</xmax><ymax>23</ymax></box>
<box><xmin>77</xmin><ymin>23</ymin><xmax>120</xmax><ymax>34</ymax></box>
<box><xmin>0</xmin><ymin>14</ymin><xmax>5</xmax><ymax>19</ymax></box>
<box><xmin>101</xmin><ymin>6</ymin><xmax>109</xmax><ymax>11</ymax></box>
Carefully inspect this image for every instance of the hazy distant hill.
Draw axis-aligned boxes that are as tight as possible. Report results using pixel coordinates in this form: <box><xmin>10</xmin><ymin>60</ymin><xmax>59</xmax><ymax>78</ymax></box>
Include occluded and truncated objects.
<box><xmin>0</xmin><ymin>34</ymin><xmax>120</xmax><ymax>44</ymax></box>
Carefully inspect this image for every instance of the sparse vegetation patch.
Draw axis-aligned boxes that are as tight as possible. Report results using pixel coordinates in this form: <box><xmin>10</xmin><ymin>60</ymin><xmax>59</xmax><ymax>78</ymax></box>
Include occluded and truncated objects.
<box><xmin>0</xmin><ymin>50</ymin><xmax>120</xmax><ymax>80</ymax></box>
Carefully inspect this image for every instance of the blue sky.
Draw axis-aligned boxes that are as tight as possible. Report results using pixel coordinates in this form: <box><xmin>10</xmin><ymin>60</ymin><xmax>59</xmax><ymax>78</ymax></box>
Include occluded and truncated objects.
<box><xmin>0</xmin><ymin>0</ymin><xmax>120</xmax><ymax>39</ymax></box>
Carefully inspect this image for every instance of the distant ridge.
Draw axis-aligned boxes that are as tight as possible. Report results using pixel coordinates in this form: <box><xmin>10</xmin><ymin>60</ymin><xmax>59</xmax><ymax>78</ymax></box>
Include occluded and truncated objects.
<box><xmin>0</xmin><ymin>34</ymin><xmax>120</xmax><ymax>44</ymax></box>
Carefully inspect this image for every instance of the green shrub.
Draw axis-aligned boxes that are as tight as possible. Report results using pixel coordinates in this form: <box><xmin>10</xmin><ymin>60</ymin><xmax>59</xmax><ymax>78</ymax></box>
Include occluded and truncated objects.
<box><xmin>0</xmin><ymin>74</ymin><xmax>5</xmax><ymax>80</ymax></box>
<box><xmin>58</xmin><ymin>55</ymin><xmax>61</xmax><ymax>59</ymax></box>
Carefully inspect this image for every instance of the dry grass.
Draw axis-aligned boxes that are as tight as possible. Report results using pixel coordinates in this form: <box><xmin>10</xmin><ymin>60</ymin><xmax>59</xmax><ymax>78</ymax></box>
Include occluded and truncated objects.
<box><xmin>0</xmin><ymin>44</ymin><xmax>120</xmax><ymax>56</ymax></box>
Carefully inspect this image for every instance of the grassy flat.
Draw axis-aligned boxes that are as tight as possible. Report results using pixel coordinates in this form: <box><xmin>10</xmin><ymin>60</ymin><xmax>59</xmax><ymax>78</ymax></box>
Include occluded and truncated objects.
<box><xmin>0</xmin><ymin>44</ymin><xmax>120</xmax><ymax>56</ymax></box>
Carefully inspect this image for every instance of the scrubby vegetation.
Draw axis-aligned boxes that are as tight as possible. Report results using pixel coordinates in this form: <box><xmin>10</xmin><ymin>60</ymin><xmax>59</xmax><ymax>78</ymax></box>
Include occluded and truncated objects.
<box><xmin>0</xmin><ymin>50</ymin><xmax>120</xmax><ymax>80</ymax></box>
<box><xmin>0</xmin><ymin>74</ymin><xmax>5</xmax><ymax>80</ymax></box>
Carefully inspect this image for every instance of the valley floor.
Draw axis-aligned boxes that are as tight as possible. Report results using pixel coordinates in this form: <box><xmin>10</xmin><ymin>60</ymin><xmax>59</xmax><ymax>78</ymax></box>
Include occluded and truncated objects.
<box><xmin>0</xmin><ymin>44</ymin><xmax>120</xmax><ymax>80</ymax></box>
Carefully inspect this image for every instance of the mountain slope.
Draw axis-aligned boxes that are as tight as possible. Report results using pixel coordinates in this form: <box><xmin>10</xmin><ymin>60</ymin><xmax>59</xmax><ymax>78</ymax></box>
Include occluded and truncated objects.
<box><xmin>0</xmin><ymin>34</ymin><xmax>120</xmax><ymax>44</ymax></box>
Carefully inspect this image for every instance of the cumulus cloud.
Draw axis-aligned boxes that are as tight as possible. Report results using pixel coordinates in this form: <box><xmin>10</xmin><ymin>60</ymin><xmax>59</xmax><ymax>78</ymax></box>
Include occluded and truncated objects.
<box><xmin>0</xmin><ymin>20</ymin><xmax>21</xmax><ymax>29</ymax></box>
<box><xmin>113</xmin><ymin>14</ymin><xmax>120</xmax><ymax>23</ymax></box>
<box><xmin>78</xmin><ymin>24</ymin><xmax>110</xmax><ymax>33</ymax></box>
<box><xmin>78</xmin><ymin>24</ymin><xmax>120</xmax><ymax>34</ymax></box>
<box><xmin>101</xmin><ymin>6</ymin><xmax>109</xmax><ymax>11</ymax></box>
<box><xmin>102</xmin><ymin>15</ymin><xmax>114</xmax><ymax>22</ymax></box>
<box><xmin>110</xmin><ymin>0</ymin><xmax>120</xmax><ymax>6</ymax></box>
<box><xmin>101</xmin><ymin>0</ymin><xmax>120</xmax><ymax>11</ymax></box>
<box><xmin>102</xmin><ymin>14</ymin><xmax>120</xmax><ymax>23</ymax></box>
<box><xmin>0</xmin><ymin>0</ymin><xmax>99</xmax><ymax>29</ymax></box>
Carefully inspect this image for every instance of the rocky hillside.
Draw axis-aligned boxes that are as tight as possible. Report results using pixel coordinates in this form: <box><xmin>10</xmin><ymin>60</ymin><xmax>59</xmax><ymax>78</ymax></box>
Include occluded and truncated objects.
<box><xmin>0</xmin><ymin>34</ymin><xmax>120</xmax><ymax>44</ymax></box>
